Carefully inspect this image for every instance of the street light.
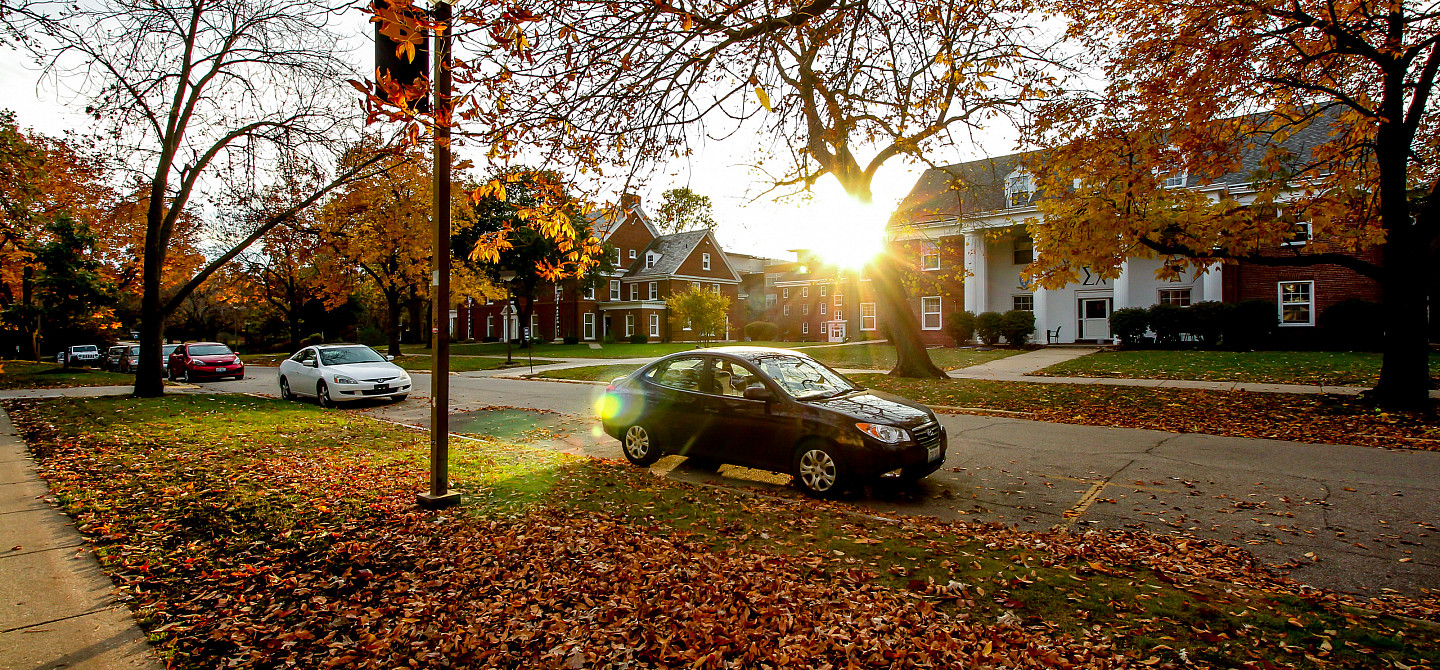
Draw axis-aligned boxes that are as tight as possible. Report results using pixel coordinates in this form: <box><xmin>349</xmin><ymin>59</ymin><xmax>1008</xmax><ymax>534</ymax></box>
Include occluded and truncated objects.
<box><xmin>499</xmin><ymin>270</ymin><xmax>516</xmax><ymax>365</ymax></box>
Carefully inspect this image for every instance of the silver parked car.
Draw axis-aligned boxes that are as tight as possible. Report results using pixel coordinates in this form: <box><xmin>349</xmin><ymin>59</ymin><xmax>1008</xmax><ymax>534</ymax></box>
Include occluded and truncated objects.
<box><xmin>276</xmin><ymin>344</ymin><xmax>412</xmax><ymax>407</ymax></box>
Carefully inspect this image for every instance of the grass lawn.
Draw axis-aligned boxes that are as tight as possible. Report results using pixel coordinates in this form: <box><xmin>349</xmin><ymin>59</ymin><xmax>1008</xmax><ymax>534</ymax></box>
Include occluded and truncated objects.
<box><xmin>400</xmin><ymin>340</ymin><xmax>828</xmax><ymax>359</ymax></box>
<box><xmin>806</xmin><ymin>344</ymin><xmax>1022</xmax><ymax>371</ymax></box>
<box><xmin>11</xmin><ymin>394</ymin><xmax>1438</xmax><ymax>669</ymax></box>
<box><xmin>0</xmin><ymin>360</ymin><xmax>134</xmax><ymax>389</ymax></box>
<box><xmin>855</xmin><ymin>374</ymin><xmax>1440</xmax><ymax>450</ymax></box>
<box><xmin>1033</xmin><ymin>349</ymin><xmax>1440</xmax><ymax>387</ymax></box>
<box><xmin>537</xmin><ymin>363</ymin><xmax>644</xmax><ymax>382</ymax></box>
<box><xmin>240</xmin><ymin>353</ymin><xmax>556</xmax><ymax>372</ymax></box>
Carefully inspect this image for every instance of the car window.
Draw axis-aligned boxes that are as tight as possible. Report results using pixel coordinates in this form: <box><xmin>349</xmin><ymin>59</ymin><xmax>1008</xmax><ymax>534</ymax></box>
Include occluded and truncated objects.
<box><xmin>163</xmin><ymin>345</ymin><xmax>179</xmax><ymax>356</ymax></box>
<box><xmin>319</xmin><ymin>346</ymin><xmax>386</xmax><ymax>366</ymax></box>
<box><xmin>128</xmin><ymin>346</ymin><xmax>141</xmax><ymax>355</ymax></box>
<box><xmin>188</xmin><ymin>344</ymin><xmax>232</xmax><ymax>356</ymax></box>
<box><xmin>709</xmin><ymin>358</ymin><xmax>762</xmax><ymax>398</ymax></box>
<box><xmin>754</xmin><ymin>355</ymin><xmax>858</xmax><ymax>400</ymax></box>
<box><xmin>292</xmin><ymin>349</ymin><xmax>316</xmax><ymax>364</ymax></box>
<box><xmin>75</xmin><ymin>345</ymin><xmax>97</xmax><ymax>352</ymax></box>
<box><xmin>645</xmin><ymin>357</ymin><xmax>705</xmax><ymax>392</ymax></box>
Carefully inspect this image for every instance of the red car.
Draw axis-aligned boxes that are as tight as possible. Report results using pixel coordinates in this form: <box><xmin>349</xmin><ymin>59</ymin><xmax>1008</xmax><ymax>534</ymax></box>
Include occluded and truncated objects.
<box><xmin>168</xmin><ymin>342</ymin><xmax>245</xmax><ymax>382</ymax></box>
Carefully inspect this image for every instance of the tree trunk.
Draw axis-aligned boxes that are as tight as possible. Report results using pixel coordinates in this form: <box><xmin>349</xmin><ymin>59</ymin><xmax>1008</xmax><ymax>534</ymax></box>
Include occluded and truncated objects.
<box><xmin>1371</xmin><ymin>239</ymin><xmax>1432</xmax><ymax>410</ymax></box>
<box><xmin>873</xmin><ymin>254</ymin><xmax>946</xmax><ymax>378</ymax></box>
<box><xmin>386</xmin><ymin>290</ymin><xmax>403</xmax><ymax>357</ymax></box>
<box><xmin>133</xmin><ymin>247</ymin><xmax>167</xmax><ymax>397</ymax></box>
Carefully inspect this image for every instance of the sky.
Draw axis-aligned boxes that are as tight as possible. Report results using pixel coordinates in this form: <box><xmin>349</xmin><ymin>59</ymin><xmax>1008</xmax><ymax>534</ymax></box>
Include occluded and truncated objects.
<box><xmin>0</xmin><ymin>11</ymin><xmax>1022</xmax><ymax>265</ymax></box>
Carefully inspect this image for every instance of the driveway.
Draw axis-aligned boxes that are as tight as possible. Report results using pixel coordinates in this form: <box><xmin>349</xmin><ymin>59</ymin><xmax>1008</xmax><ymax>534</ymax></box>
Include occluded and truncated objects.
<box><xmin>174</xmin><ymin>368</ymin><xmax>1440</xmax><ymax>598</ymax></box>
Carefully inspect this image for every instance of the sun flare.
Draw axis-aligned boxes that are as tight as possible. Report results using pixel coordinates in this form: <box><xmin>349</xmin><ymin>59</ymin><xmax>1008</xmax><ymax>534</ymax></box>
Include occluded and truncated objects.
<box><xmin>798</xmin><ymin>194</ymin><xmax>887</xmax><ymax>271</ymax></box>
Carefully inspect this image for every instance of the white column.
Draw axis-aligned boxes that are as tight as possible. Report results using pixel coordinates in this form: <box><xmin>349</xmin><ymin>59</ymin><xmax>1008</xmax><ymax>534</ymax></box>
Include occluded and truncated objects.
<box><xmin>963</xmin><ymin>231</ymin><xmax>988</xmax><ymax>314</ymax></box>
<box><xmin>1112</xmin><ymin>259</ymin><xmax>1131</xmax><ymax>310</ymax></box>
<box><xmin>1033</xmin><ymin>287</ymin><xmax>1050</xmax><ymax>343</ymax></box>
<box><xmin>1202</xmin><ymin>262</ymin><xmax>1223</xmax><ymax>303</ymax></box>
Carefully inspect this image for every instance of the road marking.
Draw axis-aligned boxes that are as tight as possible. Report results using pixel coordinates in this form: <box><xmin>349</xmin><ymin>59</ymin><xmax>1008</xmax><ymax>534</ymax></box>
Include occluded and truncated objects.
<box><xmin>1052</xmin><ymin>475</ymin><xmax>1176</xmax><ymax>525</ymax></box>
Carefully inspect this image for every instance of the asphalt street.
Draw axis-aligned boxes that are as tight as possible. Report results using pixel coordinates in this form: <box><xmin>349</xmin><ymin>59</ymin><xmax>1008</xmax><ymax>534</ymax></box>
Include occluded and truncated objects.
<box><xmin>187</xmin><ymin>367</ymin><xmax>1440</xmax><ymax>598</ymax></box>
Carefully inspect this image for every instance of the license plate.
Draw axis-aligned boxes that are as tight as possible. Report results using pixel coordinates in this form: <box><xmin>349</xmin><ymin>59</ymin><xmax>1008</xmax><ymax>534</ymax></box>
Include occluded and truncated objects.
<box><xmin>927</xmin><ymin>444</ymin><xmax>942</xmax><ymax>462</ymax></box>
<box><xmin>374</xmin><ymin>384</ymin><xmax>390</xmax><ymax>392</ymax></box>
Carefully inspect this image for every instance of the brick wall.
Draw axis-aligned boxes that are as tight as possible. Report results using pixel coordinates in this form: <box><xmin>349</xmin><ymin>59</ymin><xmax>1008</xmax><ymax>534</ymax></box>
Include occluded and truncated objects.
<box><xmin>1223</xmin><ymin>248</ymin><xmax>1382</xmax><ymax>328</ymax></box>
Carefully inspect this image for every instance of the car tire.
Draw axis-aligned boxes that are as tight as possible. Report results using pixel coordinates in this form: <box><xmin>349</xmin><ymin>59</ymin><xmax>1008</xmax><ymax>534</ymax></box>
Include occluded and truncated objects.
<box><xmin>622</xmin><ymin>423</ymin><xmax>662</xmax><ymax>466</ymax></box>
<box><xmin>391</xmin><ymin>394</ymin><xmax>408</xmax><ymax>402</ymax></box>
<box><xmin>317</xmin><ymin>381</ymin><xmax>334</xmax><ymax>408</ymax></box>
<box><xmin>279</xmin><ymin>376</ymin><xmax>294</xmax><ymax>400</ymax></box>
<box><xmin>793</xmin><ymin>441</ymin><xmax>848</xmax><ymax>499</ymax></box>
<box><xmin>179</xmin><ymin>367</ymin><xmax>190</xmax><ymax>383</ymax></box>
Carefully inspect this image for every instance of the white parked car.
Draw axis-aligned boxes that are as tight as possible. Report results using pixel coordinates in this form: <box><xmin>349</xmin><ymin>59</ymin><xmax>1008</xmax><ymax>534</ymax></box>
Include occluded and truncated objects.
<box><xmin>276</xmin><ymin>344</ymin><xmax>412</xmax><ymax>407</ymax></box>
<box><xmin>56</xmin><ymin>345</ymin><xmax>101</xmax><ymax>366</ymax></box>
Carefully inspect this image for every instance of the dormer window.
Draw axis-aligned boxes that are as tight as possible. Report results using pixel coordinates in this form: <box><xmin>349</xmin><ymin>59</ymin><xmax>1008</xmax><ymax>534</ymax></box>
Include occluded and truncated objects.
<box><xmin>645</xmin><ymin>251</ymin><xmax>658</xmax><ymax>269</ymax></box>
<box><xmin>1162</xmin><ymin>170</ymin><xmax>1188</xmax><ymax>188</ymax></box>
<box><xmin>1005</xmin><ymin>169</ymin><xmax>1033</xmax><ymax>207</ymax></box>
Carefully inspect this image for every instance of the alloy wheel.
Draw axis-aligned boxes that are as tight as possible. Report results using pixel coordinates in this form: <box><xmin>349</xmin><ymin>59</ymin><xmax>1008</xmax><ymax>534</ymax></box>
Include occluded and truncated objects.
<box><xmin>624</xmin><ymin>425</ymin><xmax>650</xmax><ymax>462</ymax></box>
<box><xmin>798</xmin><ymin>448</ymin><xmax>838</xmax><ymax>492</ymax></box>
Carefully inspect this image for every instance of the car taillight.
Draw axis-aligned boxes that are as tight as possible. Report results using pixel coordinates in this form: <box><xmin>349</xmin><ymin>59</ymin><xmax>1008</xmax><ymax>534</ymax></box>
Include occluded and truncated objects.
<box><xmin>605</xmin><ymin>384</ymin><xmax>615</xmax><ymax>393</ymax></box>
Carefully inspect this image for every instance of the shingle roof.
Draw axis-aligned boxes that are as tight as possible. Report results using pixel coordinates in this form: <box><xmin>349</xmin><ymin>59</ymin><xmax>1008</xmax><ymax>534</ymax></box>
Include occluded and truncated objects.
<box><xmin>627</xmin><ymin>229</ymin><xmax>715</xmax><ymax>279</ymax></box>
<box><xmin>891</xmin><ymin>111</ymin><xmax>1341</xmax><ymax>226</ymax></box>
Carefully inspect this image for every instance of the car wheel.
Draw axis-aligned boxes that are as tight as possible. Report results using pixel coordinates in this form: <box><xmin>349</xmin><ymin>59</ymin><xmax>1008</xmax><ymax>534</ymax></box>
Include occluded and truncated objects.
<box><xmin>794</xmin><ymin>441</ymin><xmax>847</xmax><ymax>499</ymax></box>
<box><xmin>179</xmin><ymin>367</ymin><xmax>190</xmax><ymax>383</ymax></box>
<box><xmin>622</xmin><ymin>423</ymin><xmax>662</xmax><ymax>466</ymax></box>
<box><xmin>317</xmin><ymin>381</ymin><xmax>334</xmax><ymax>408</ymax></box>
<box><xmin>279</xmin><ymin>376</ymin><xmax>294</xmax><ymax>400</ymax></box>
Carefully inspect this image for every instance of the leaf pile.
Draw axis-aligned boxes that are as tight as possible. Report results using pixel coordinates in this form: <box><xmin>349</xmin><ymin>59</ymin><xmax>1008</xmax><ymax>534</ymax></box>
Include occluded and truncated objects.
<box><xmin>10</xmin><ymin>395</ymin><xmax>1438</xmax><ymax>670</ymax></box>
<box><xmin>857</xmin><ymin>375</ymin><xmax>1440</xmax><ymax>451</ymax></box>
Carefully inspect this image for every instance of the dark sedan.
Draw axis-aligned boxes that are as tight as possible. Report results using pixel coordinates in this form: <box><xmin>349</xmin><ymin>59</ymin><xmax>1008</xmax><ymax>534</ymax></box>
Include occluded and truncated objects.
<box><xmin>600</xmin><ymin>347</ymin><xmax>947</xmax><ymax>498</ymax></box>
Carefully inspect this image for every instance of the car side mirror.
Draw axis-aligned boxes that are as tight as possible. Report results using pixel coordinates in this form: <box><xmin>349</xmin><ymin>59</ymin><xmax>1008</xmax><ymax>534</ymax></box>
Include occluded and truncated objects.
<box><xmin>303</xmin><ymin>360</ymin><xmax>317</xmax><ymax>368</ymax></box>
<box><xmin>742</xmin><ymin>384</ymin><xmax>773</xmax><ymax>402</ymax></box>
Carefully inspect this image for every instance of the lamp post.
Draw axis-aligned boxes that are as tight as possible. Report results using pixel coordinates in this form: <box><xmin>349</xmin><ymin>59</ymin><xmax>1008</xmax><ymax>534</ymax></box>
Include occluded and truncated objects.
<box><xmin>415</xmin><ymin>0</ymin><xmax>460</xmax><ymax>510</ymax></box>
<box><xmin>499</xmin><ymin>270</ymin><xmax>516</xmax><ymax>365</ymax></box>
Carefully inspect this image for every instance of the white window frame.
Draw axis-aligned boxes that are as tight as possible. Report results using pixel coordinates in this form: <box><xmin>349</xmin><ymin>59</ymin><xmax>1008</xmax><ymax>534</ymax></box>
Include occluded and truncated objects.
<box><xmin>921</xmin><ymin>296</ymin><xmax>942</xmax><ymax>330</ymax></box>
<box><xmin>802</xmin><ymin>303</ymin><xmax>809</xmax><ymax>315</ymax></box>
<box><xmin>702</xmin><ymin>252</ymin><xmax>711</xmax><ymax>270</ymax></box>
<box><xmin>921</xmin><ymin>241</ymin><xmax>940</xmax><ymax>271</ymax></box>
<box><xmin>1006</xmin><ymin>169</ymin><xmax>1034</xmax><ymax>206</ymax></box>
<box><xmin>1278</xmin><ymin>281</ymin><xmax>1315</xmax><ymax>326</ymax></box>
<box><xmin>630</xmin><ymin>284</ymin><xmax>639</xmax><ymax>300</ymax></box>
<box><xmin>711</xmin><ymin>283</ymin><xmax>720</xmax><ymax>293</ymax></box>
<box><xmin>765</xmin><ymin>294</ymin><xmax>776</xmax><ymax>308</ymax></box>
<box><xmin>820</xmin><ymin>302</ymin><xmax>827</xmax><ymax>315</ymax></box>
<box><xmin>802</xmin><ymin>322</ymin><xmax>809</xmax><ymax>335</ymax></box>
<box><xmin>860</xmin><ymin>303</ymin><xmax>877</xmax><ymax>331</ymax></box>
<box><xmin>613</xmin><ymin>247</ymin><xmax>621</xmax><ymax>265</ymax></box>
<box><xmin>1158</xmin><ymin>288</ymin><xmax>1192</xmax><ymax>306</ymax></box>
<box><xmin>802</xmin><ymin>286</ymin><xmax>809</xmax><ymax>298</ymax></box>
<box><xmin>486</xmin><ymin>315</ymin><xmax>493</xmax><ymax>337</ymax></box>
<box><xmin>584</xmin><ymin>285</ymin><xmax>595</xmax><ymax>300</ymax></box>
<box><xmin>646</xmin><ymin>252</ymin><xmax>657</xmax><ymax>269</ymax></box>
<box><xmin>820</xmin><ymin>285</ymin><xmax>828</xmax><ymax>297</ymax></box>
<box><xmin>648</xmin><ymin>282</ymin><xmax>657</xmax><ymax>300</ymax></box>
<box><xmin>609</xmin><ymin>280</ymin><xmax>621</xmax><ymax>301</ymax></box>
<box><xmin>833</xmin><ymin>293</ymin><xmax>843</xmax><ymax>307</ymax></box>
<box><xmin>765</xmin><ymin>274</ymin><xmax>777</xmax><ymax>287</ymax></box>
<box><xmin>649</xmin><ymin>314</ymin><xmax>660</xmax><ymax>337</ymax></box>
<box><xmin>530</xmin><ymin>313</ymin><xmax>540</xmax><ymax>339</ymax></box>
<box><xmin>629</xmin><ymin>249</ymin><xmax>637</xmax><ymax>259</ymax></box>
<box><xmin>1163</xmin><ymin>169</ymin><xmax>1189</xmax><ymax>189</ymax></box>
<box><xmin>583</xmin><ymin>313</ymin><xmax>596</xmax><ymax>340</ymax></box>
<box><xmin>625</xmin><ymin>314</ymin><xmax>635</xmax><ymax>336</ymax></box>
<box><xmin>1283</xmin><ymin>222</ymin><xmax>1313</xmax><ymax>247</ymax></box>
<box><xmin>783</xmin><ymin>287</ymin><xmax>790</xmax><ymax>299</ymax></box>
<box><xmin>783</xmin><ymin>304</ymin><xmax>790</xmax><ymax>316</ymax></box>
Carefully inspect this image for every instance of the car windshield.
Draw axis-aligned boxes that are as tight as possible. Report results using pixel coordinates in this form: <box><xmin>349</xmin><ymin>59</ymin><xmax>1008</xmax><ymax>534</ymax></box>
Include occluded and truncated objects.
<box><xmin>189</xmin><ymin>344</ymin><xmax>232</xmax><ymax>356</ymax></box>
<box><xmin>74</xmin><ymin>345</ymin><xmax>97</xmax><ymax>352</ymax></box>
<box><xmin>754</xmin><ymin>355</ymin><xmax>859</xmax><ymax>400</ymax></box>
<box><xmin>319</xmin><ymin>346</ymin><xmax>387</xmax><ymax>366</ymax></box>
<box><xmin>128</xmin><ymin>346</ymin><xmax>140</xmax><ymax>355</ymax></box>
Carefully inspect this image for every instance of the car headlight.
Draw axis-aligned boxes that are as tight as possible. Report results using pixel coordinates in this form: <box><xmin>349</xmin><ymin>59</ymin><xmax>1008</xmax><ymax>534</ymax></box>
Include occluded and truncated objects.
<box><xmin>857</xmin><ymin>423</ymin><xmax>909</xmax><ymax>444</ymax></box>
<box><xmin>333</xmin><ymin>375</ymin><xmax>359</xmax><ymax>385</ymax></box>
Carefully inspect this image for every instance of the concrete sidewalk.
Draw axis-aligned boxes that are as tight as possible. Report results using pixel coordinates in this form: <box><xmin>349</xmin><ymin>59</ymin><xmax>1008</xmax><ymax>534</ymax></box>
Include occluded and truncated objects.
<box><xmin>0</xmin><ymin>408</ymin><xmax>162</xmax><ymax>670</ymax></box>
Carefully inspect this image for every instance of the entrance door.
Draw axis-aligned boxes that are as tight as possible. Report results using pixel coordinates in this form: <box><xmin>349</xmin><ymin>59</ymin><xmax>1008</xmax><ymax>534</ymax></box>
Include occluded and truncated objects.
<box><xmin>1077</xmin><ymin>298</ymin><xmax>1111</xmax><ymax>341</ymax></box>
<box><xmin>828</xmin><ymin>321</ymin><xmax>846</xmax><ymax>342</ymax></box>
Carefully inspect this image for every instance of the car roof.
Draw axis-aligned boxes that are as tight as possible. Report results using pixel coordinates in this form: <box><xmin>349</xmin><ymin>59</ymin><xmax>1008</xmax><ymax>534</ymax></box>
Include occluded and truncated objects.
<box><xmin>185</xmin><ymin>341</ymin><xmax>227</xmax><ymax>347</ymax></box>
<box><xmin>670</xmin><ymin>345</ymin><xmax>814</xmax><ymax>364</ymax></box>
<box><xmin>312</xmin><ymin>343</ymin><xmax>373</xmax><ymax>349</ymax></box>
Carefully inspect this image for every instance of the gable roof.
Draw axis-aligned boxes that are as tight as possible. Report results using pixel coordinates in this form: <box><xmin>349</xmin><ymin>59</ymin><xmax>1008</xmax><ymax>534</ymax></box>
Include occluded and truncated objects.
<box><xmin>626</xmin><ymin>229</ymin><xmax>740</xmax><ymax>281</ymax></box>
<box><xmin>891</xmin><ymin>111</ymin><xmax>1341</xmax><ymax>227</ymax></box>
<box><xmin>588</xmin><ymin>202</ymin><xmax>661</xmax><ymax>241</ymax></box>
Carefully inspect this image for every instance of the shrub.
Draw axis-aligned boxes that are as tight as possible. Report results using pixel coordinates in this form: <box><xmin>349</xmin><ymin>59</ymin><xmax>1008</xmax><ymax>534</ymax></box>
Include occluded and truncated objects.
<box><xmin>744</xmin><ymin>321</ymin><xmax>779</xmax><ymax>341</ymax></box>
<box><xmin>629</xmin><ymin>334</ymin><xmax>648</xmax><ymax>344</ymax></box>
<box><xmin>563</xmin><ymin>335</ymin><xmax>580</xmax><ymax>345</ymax></box>
<box><xmin>481</xmin><ymin>336</ymin><xmax>499</xmax><ymax>343</ymax></box>
<box><xmin>304</xmin><ymin>332</ymin><xmax>323</xmax><ymax>346</ymax></box>
<box><xmin>998</xmin><ymin>310</ymin><xmax>1036</xmax><ymax>347</ymax></box>
<box><xmin>1109</xmin><ymin>308</ymin><xmax>1150</xmax><ymax>347</ymax></box>
<box><xmin>1318</xmin><ymin>299</ymin><xmax>1385</xmax><ymax>350</ymax></box>
<box><xmin>1147</xmin><ymin>304</ymin><xmax>1187</xmax><ymax>345</ymax></box>
<box><xmin>975</xmin><ymin>311</ymin><xmax>1004</xmax><ymax>346</ymax></box>
<box><xmin>1186</xmin><ymin>301</ymin><xmax>1232</xmax><ymax>348</ymax></box>
<box><xmin>1224</xmin><ymin>299</ymin><xmax>1278</xmax><ymax>350</ymax></box>
<box><xmin>944</xmin><ymin>311</ymin><xmax>977</xmax><ymax>345</ymax></box>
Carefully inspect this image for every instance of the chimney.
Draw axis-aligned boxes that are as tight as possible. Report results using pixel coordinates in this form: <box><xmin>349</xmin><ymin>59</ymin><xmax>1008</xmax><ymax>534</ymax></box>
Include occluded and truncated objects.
<box><xmin>620</xmin><ymin>193</ymin><xmax>641</xmax><ymax>209</ymax></box>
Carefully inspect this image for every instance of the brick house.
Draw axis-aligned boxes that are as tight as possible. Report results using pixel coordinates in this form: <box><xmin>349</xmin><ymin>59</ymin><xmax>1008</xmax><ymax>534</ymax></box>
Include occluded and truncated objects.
<box><xmin>456</xmin><ymin>195</ymin><xmax>744</xmax><ymax>343</ymax></box>
<box><xmin>888</xmin><ymin>122</ymin><xmax>1383</xmax><ymax>345</ymax></box>
<box><xmin>736</xmin><ymin>250</ymin><xmax>882</xmax><ymax>343</ymax></box>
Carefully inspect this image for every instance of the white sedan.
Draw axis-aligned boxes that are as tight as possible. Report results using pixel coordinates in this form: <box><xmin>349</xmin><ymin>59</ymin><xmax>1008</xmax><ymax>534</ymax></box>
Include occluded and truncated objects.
<box><xmin>277</xmin><ymin>344</ymin><xmax>413</xmax><ymax>407</ymax></box>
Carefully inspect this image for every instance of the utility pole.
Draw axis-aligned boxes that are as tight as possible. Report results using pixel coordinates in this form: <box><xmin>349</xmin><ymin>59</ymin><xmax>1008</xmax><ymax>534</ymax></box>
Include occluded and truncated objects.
<box><xmin>415</xmin><ymin>0</ymin><xmax>460</xmax><ymax>509</ymax></box>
